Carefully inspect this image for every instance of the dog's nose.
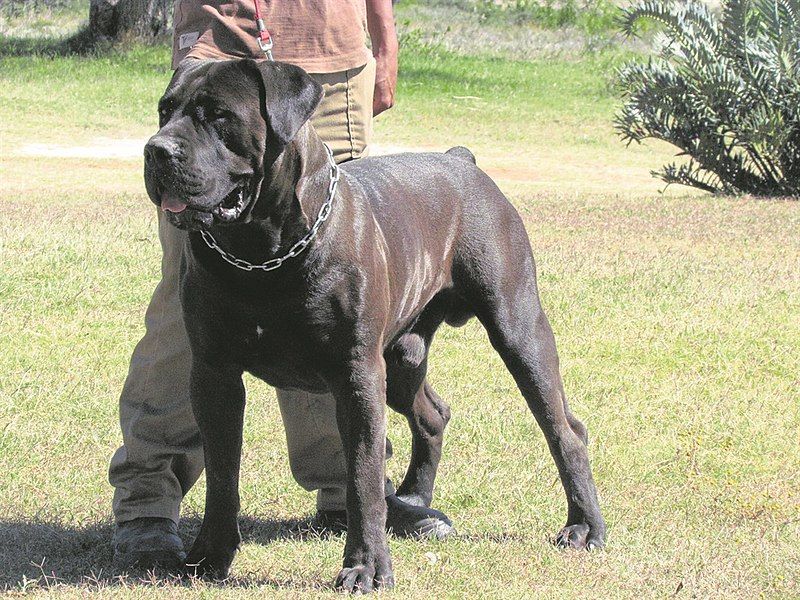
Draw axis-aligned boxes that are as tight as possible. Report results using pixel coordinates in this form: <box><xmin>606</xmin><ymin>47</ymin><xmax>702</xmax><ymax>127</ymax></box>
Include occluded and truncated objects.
<box><xmin>144</xmin><ymin>137</ymin><xmax>181</xmax><ymax>163</ymax></box>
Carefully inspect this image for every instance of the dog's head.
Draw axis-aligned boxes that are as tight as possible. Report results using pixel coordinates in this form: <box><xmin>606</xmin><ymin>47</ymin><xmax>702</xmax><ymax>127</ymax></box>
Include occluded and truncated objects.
<box><xmin>144</xmin><ymin>59</ymin><xmax>323</xmax><ymax>230</ymax></box>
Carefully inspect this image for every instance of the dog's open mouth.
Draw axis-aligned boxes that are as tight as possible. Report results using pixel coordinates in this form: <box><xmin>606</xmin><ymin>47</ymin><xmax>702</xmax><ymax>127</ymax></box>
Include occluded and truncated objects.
<box><xmin>160</xmin><ymin>183</ymin><xmax>251</xmax><ymax>225</ymax></box>
<box><xmin>212</xmin><ymin>185</ymin><xmax>249</xmax><ymax>222</ymax></box>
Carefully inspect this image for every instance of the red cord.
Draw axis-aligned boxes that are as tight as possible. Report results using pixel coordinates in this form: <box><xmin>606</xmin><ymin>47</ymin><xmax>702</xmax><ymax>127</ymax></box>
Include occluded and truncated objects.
<box><xmin>253</xmin><ymin>0</ymin><xmax>271</xmax><ymax>44</ymax></box>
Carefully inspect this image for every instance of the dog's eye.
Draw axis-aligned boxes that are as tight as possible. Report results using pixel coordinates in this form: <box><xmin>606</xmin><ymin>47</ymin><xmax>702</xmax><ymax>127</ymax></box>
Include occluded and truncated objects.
<box><xmin>209</xmin><ymin>107</ymin><xmax>228</xmax><ymax>121</ymax></box>
<box><xmin>158</xmin><ymin>106</ymin><xmax>172</xmax><ymax>124</ymax></box>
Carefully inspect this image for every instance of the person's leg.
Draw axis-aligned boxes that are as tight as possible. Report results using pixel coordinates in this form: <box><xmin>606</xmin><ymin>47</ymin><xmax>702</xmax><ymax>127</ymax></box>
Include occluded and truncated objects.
<box><xmin>109</xmin><ymin>211</ymin><xmax>205</xmax><ymax>568</ymax></box>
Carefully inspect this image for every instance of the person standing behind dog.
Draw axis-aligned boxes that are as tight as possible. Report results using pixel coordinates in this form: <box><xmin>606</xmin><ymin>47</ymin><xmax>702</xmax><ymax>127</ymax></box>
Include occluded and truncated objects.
<box><xmin>109</xmin><ymin>0</ymin><xmax>453</xmax><ymax>571</ymax></box>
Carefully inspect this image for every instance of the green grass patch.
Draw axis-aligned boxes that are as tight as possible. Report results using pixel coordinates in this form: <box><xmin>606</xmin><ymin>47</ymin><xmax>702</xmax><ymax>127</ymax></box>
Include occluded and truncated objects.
<box><xmin>389</xmin><ymin>35</ymin><xmax>626</xmax><ymax>146</ymax></box>
<box><xmin>470</xmin><ymin>0</ymin><xmax>620</xmax><ymax>34</ymax></box>
<box><xmin>0</xmin><ymin>45</ymin><xmax>171</xmax><ymax>143</ymax></box>
<box><xmin>1</xmin><ymin>190</ymin><xmax>797</xmax><ymax>598</ymax></box>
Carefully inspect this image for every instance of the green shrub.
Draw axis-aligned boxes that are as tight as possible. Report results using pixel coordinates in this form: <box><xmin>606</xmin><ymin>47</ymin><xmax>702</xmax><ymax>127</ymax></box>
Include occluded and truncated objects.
<box><xmin>615</xmin><ymin>0</ymin><xmax>800</xmax><ymax>196</ymax></box>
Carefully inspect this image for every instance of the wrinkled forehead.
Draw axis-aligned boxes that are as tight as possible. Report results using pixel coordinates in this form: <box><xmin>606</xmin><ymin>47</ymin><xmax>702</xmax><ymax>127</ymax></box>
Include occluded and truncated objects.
<box><xmin>160</xmin><ymin>59</ymin><xmax>261</xmax><ymax>109</ymax></box>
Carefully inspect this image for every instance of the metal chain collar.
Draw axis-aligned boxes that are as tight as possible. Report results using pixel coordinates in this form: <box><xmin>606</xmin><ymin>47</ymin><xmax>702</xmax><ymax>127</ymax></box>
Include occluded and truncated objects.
<box><xmin>200</xmin><ymin>143</ymin><xmax>340</xmax><ymax>272</ymax></box>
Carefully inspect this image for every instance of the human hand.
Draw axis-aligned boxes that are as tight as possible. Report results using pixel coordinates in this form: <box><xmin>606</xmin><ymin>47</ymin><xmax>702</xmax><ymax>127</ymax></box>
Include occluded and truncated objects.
<box><xmin>373</xmin><ymin>51</ymin><xmax>397</xmax><ymax>116</ymax></box>
<box><xmin>366</xmin><ymin>0</ymin><xmax>398</xmax><ymax>117</ymax></box>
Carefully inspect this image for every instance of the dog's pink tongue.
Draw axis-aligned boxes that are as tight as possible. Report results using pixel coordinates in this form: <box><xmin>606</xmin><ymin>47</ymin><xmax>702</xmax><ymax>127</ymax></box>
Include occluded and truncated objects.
<box><xmin>161</xmin><ymin>195</ymin><xmax>188</xmax><ymax>213</ymax></box>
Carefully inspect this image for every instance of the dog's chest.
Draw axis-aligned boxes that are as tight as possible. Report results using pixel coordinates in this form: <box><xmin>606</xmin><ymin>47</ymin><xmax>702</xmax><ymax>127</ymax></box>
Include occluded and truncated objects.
<box><xmin>220</xmin><ymin>302</ymin><xmax>334</xmax><ymax>393</ymax></box>
<box><xmin>185</xmin><ymin>258</ymin><xmax>376</xmax><ymax>392</ymax></box>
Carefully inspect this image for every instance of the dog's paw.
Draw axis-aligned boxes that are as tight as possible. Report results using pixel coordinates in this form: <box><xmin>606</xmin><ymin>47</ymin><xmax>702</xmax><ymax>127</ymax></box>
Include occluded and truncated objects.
<box><xmin>554</xmin><ymin>523</ymin><xmax>605</xmax><ymax>551</ymax></box>
<box><xmin>184</xmin><ymin>533</ymin><xmax>239</xmax><ymax>580</ymax></box>
<box><xmin>334</xmin><ymin>560</ymin><xmax>395</xmax><ymax>594</ymax></box>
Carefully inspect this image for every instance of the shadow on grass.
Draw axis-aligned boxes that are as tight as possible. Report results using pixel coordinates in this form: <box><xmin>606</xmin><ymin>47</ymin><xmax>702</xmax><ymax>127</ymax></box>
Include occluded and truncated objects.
<box><xmin>0</xmin><ymin>28</ymin><xmax>171</xmax><ymax>57</ymax></box>
<box><xmin>0</xmin><ymin>514</ymin><xmax>336</xmax><ymax>592</ymax></box>
<box><xmin>0</xmin><ymin>26</ymin><xmax>97</xmax><ymax>57</ymax></box>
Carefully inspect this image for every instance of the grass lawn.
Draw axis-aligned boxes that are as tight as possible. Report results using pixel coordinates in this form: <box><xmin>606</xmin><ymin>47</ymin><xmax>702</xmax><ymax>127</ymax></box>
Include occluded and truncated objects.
<box><xmin>1</xmin><ymin>19</ymin><xmax>798</xmax><ymax>600</ymax></box>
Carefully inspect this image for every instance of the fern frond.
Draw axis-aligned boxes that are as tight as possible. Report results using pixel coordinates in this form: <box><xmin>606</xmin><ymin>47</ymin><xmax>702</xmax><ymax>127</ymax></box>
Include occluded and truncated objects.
<box><xmin>655</xmin><ymin>161</ymin><xmax>730</xmax><ymax>193</ymax></box>
<box><xmin>617</xmin><ymin>0</ymin><xmax>800</xmax><ymax>196</ymax></box>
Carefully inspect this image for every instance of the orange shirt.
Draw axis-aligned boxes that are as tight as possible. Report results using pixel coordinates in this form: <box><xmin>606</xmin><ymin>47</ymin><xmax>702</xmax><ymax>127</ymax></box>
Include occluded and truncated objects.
<box><xmin>172</xmin><ymin>0</ymin><xmax>370</xmax><ymax>73</ymax></box>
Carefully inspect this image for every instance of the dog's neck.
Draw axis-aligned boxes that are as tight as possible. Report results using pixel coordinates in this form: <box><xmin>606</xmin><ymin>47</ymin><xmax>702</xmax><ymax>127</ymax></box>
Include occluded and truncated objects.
<box><xmin>192</xmin><ymin>125</ymin><xmax>336</xmax><ymax>274</ymax></box>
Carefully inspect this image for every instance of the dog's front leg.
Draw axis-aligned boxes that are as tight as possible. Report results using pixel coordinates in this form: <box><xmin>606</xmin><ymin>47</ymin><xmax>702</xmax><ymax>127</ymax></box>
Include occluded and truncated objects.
<box><xmin>185</xmin><ymin>359</ymin><xmax>245</xmax><ymax>579</ymax></box>
<box><xmin>331</xmin><ymin>355</ymin><xmax>395</xmax><ymax>593</ymax></box>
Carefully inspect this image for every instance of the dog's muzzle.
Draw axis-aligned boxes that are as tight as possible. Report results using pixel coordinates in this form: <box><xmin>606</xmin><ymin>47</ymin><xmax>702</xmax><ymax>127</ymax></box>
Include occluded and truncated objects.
<box><xmin>144</xmin><ymin>138</ymin><xmax>255</xmax><ymax>229</ymax></box>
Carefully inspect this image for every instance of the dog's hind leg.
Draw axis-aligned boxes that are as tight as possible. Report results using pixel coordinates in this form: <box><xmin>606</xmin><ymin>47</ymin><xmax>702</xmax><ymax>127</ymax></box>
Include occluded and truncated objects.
<box><xmin>401</xmin><ymin>379</ymin><xmax>451</xmax><ymax>507</ymax></box>
<box><xmin>385</xmin><ymin>336</ymin><xmax>450</xmax><ymax>508</ymax></box>
<box><xmin>460</xmin><ymin>212</ymin><xmax>605</xmax><ymax>549</ymax></box>
<box><xmin>481</xmin><ymin>287</ymin><xmax>605</xmax><ymax>549</ymax></box>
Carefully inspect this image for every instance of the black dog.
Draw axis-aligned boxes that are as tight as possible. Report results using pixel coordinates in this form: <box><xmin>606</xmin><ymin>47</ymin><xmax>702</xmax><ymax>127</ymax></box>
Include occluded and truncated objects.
<box><xmin>143</xmin><ymin>58</ymin><xmax>605</xmax><ymax>592</ymax></box>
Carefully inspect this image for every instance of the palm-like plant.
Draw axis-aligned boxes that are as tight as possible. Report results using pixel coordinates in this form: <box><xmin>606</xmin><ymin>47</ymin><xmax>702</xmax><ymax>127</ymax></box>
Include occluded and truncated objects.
<box><xmin>615</xmin><ymin>0</ymin><xmax>800</xmax><ymax>196</ymax></box>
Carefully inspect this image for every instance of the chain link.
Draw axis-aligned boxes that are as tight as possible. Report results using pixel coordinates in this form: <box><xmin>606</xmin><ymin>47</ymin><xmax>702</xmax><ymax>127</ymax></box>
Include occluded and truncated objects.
<box><xmin>200</xmin><ymin>143</ymin><xmax>340</xmax><ymax>272</ymax></box>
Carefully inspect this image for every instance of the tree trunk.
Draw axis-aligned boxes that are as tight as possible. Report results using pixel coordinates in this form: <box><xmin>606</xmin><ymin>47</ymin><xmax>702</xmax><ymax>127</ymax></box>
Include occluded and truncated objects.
<box><xmin>89</xmin><ymin>0</ymin><xmax>170</xmax><ymax>40</ymax></box>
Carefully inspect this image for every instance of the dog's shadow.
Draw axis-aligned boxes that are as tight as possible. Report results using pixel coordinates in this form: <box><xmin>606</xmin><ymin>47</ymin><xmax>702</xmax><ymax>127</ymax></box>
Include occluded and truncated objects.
<box><xmin>0</xmin><ymin>514</ymin><xmax>335</xmax><ymax>591</ymax></box>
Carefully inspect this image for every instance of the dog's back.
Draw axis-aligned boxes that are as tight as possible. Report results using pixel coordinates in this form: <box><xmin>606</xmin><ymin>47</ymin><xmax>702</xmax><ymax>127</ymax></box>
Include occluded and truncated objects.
<box><xmin>340</xmin><ymin>146</ymin><xmax>526</xmax><ymax>269</ymax></box>
<box><xmin>340</xmin><ymin>146</ymin><xmax>512</xmax><ymax>238</ymax></box>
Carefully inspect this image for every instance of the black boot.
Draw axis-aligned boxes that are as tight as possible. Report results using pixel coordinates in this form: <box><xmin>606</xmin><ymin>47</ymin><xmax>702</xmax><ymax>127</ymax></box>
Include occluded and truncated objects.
<box><xmin>112</xmin><ymin>517</ymin><xmax>186</xmax><ymax>571</ymax></box>
<box><xmin>315</xmin><ymin>487</ymin><xmax>454</xmax><ymax>540</ymax></box>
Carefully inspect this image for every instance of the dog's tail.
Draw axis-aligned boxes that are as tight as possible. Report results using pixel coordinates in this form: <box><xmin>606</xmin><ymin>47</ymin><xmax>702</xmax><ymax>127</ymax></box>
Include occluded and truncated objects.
<box><xmin>446</xmin><ymin>146</ymin><xmax>476</xmax><ymax>164</ymax></box>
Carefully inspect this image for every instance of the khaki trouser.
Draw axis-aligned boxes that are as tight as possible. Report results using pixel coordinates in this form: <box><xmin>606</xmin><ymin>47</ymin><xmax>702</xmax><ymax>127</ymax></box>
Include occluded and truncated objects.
<box><xmin>109</xmin><ymin>57</ymin><xmax>379</xmax><ymax>524</ymax></box>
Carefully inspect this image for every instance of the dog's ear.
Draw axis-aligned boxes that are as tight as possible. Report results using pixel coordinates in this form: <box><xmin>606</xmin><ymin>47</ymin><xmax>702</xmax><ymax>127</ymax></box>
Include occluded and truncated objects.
<box><xmin>252</xmin><ymin>61</ymin><xmax>324</xmax><ymax>147</ymax></box>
